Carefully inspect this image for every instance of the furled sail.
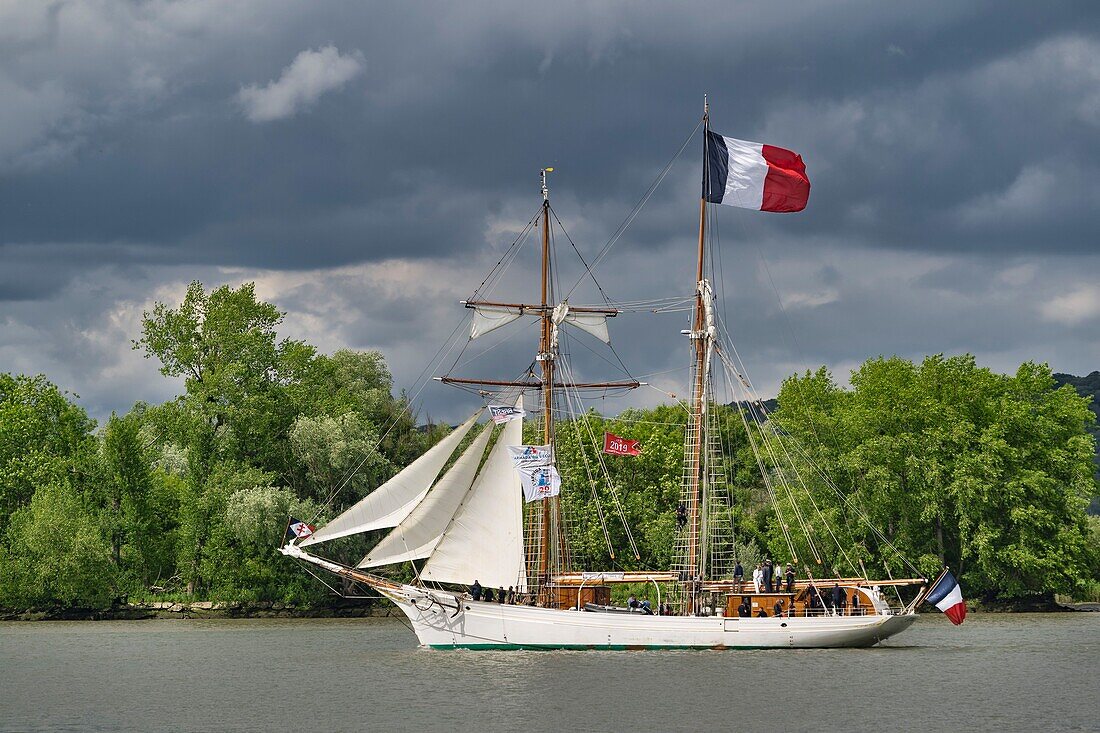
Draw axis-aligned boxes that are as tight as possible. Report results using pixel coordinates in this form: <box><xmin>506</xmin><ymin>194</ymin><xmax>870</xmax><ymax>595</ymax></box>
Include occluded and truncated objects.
<box><xmin>357</xmin><ymin>424</ymin><xmax>493</xmax><ymax>568</ymax></box>
<box><xmin>468</xmin><ymin>303</ymin><xmax>613</xmax><ymax>343</ymax></box>
<box><xmin>299</xmin><ymin>411</ymin><xmax>481</xmax><ymax>547</ymax></box>
<box><xmin>421</xmin><ymin>405</ymin><xmax>528</xmax><ymax>591</ymax></box>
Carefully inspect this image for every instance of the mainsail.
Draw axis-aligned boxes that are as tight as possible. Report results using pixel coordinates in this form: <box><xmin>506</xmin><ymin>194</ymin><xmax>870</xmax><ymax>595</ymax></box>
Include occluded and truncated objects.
<box><xmin>421</xmin><ymin>408</ymin><xmax>528</xmax><ymax>591</ymax></box>
<box><xmin>358</xmin><ymin>424</ymin><xmax>494</xmax><ymax>568</ymax></box>
<box><xmin>299</xmin><ymin>411</ymin><xmax>481</xmax><ymax>546</ymax></box>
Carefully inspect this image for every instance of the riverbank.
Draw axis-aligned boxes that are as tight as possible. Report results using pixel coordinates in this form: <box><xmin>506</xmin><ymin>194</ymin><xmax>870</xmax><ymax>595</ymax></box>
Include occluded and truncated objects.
<box><xmin>0</xmin><ymin>599</ymin><xmax>397</xmax><ymax>622</ymax></box>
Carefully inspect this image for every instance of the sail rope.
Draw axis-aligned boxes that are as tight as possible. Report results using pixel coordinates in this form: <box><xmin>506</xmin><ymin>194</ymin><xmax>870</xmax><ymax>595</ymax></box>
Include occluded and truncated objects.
<box><xmin>557</xmin><ymin>353</ymin><xmax>641</xmax><ymax>561</ymax></box>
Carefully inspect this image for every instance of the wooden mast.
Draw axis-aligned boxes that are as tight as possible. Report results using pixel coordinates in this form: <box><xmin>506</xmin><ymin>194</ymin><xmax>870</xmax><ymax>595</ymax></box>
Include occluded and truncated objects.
<box><xmin>538</xmin><ymin>167</ymin><xmax>554</xmax><ymax>592</ymax></box>
<box><xmin>685</xmin><ymin>99</ymin><xmax>709</xmax><ymax>614</ymax></box>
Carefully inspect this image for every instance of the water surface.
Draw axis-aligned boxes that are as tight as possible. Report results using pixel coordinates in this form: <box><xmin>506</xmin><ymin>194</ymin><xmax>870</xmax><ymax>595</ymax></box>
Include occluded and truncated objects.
<box><xmin>1</xmin><ymin>613</ymin><xmax>1096</xmax><ymax>732</ymax></box>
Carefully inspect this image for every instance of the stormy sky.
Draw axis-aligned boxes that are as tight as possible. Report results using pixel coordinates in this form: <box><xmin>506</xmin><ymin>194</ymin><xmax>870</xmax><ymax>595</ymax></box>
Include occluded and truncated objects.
<box><xmin>2</xmin><ymin>1</ymin><xmax>1099</xmax><ymax>425</ymax></box>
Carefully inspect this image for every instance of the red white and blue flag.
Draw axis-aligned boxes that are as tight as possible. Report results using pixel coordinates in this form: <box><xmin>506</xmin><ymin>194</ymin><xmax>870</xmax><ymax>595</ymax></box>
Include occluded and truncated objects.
<box><xmin>287</xmin><ymin>517</ymin><xmax>315</xmax><ymax>541</ymax></box>
<box><xmin>925</xmin><ymin>568</ymin><xmax>966</xmax><ymax>625</ymax></box>
<box><xmin>704</xmin><ymin>131</ymin><xmax>810</xmax><ymax>213</ymax></box>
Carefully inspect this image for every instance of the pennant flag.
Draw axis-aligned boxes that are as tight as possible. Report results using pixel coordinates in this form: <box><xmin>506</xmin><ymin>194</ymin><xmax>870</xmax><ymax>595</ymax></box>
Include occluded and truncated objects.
<box><xmin>508</xmin><ymin>444</ymin><xmax>553</xmax><ymax>468</ymax></box>
<box><xmin>603</xmin><ymin>432</ymin><xmax>642</xmax><ymax>456</ymax></box>
<box><xmin>488</xmin><ymin>404</ymin><xmax>525</xmax><ymax>424</ymax></box>
<box><xmin>925</xmin><ymin>569</ymin><xmax>967</xmax><ymax>625</ymax></box>
<box><xmin>287</xmin><ymin>517</ymin><xmax>315</xmax><ymax>541</ymax></box>
<box><xmin>704</xmin><ymin>131</ymin><xmax>810</xmax><ymax>212</ymax></box>
<box><xmin>518</xmin><ymin>465</ymin><xmax>562</xmax><ymax>502</ymax></box>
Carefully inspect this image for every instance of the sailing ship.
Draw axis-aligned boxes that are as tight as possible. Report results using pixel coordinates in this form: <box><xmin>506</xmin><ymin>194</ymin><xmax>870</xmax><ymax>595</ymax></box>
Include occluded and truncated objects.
<box><xmin>281</xmin><ymin>103</ymin><xmax>954</xmax><ymax>649</ymax></box>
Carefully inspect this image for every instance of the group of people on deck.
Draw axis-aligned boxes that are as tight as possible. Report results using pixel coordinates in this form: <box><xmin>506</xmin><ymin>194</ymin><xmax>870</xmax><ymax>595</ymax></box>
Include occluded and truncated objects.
<box><xmin>469</xmin><ymin>580</ymin><xmax>521</xmax><ymax>605</ymax></box>
<box><xmin>733</xmin><ymin>558</ymin><xmax>796</xmax><ymax>593</ymax></box>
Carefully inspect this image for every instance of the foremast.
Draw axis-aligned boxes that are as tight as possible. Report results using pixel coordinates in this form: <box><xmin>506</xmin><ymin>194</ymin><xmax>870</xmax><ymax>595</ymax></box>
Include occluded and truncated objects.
<box><xmin>536</xmin><ymin>167</ymin><xmax>558</xmax><ymax>593</ymax></box>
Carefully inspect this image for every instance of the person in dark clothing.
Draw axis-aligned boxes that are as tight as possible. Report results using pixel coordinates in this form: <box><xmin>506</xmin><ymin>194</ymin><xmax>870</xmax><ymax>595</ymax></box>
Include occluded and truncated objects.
<box><xmin>851</xmin><ymin>593</ymin><xmax>861</xmax><ymax>616</ymax></box>
<box><xmin>497</xmin><ymin>587</ymin><xmax>506</xmax><ymax>604</ymax></box>
<box><xmin>470</xmin><ymin>580</ymin><xmax>482</xmax><ymax>601</ymax></box>
<box><xmin>773</xmin><ymin>599</ymin><xmax>784</xmax><ymax>617</ymax></box>
<box><xmin>733</xmin><ymin>561</ymin><xmax>744</xmax><ymax>591</ymax></box>
<box><xmin>763</xmin><ymin>559</ymin><xmax>774</xmax><ymax>593</ymax></box>
<box><xmin>506</xmin><ymin>586</ymin><xmax>515</xmax><ymax>604</ymax></box>
<box><xmin>830</xmin><ymin>583</ymin><xmax>843</xmax><ymax>612</ymax></box>
<box><xmin>483</xmin><ymin>587</ymin><xmax>494</xmax><ymax>603</ymax></box>
<box><xmin>756</xmin><ymin>608</ymin><xmax>768</xmax><ymax>618</ymax></box>
<box><xmin>785</xmin><ymin>565</ymin><xmax>795</xmax><ymax>593</ymax></box>
<box><xmin>738</xmin><ymin>599</ymin><xmax>751</xmax><ymax>617</ymax></box>
<box><xmin>676</xmin><ymin>502</ymin><xmax>687</xmax><ymax>530</ymax></box>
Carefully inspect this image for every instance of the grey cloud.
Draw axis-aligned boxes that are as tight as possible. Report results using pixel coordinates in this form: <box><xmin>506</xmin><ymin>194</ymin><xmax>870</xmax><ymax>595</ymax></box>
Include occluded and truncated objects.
<box><xmin>1</xmin><ymin>1</ymin><xmax>1099</xmax><ymax>423</ymax></box>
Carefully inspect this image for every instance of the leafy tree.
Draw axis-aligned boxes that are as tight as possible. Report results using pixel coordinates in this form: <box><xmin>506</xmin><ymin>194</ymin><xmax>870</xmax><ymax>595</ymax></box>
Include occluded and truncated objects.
<box><xmin>0</xmin><ymin>374</ymin><xmax>97</xmax><ymax>519</ymax></box>
<box><xmin>204</xmin><ymin>485</ymin><xmax>324</xmax><ymax>603</ymax></box>
<box><xmin>0</xmin><ymin>482</ymin><xmax>116</xmax><ymax>610</ymax></box>
<box><xmin>134</xmin><ymin>281</ymin><xmax>315</xmax><ymax>476</ymax></box>
<box><xmin>771</xmin><ymin>355</ymin><xmax>1098</xmax><ymax>601</ymax></box>
<box><xmin>289</xmin><ymin>412</ymin><xmax>392</xmax><ymax>503</ymax></box>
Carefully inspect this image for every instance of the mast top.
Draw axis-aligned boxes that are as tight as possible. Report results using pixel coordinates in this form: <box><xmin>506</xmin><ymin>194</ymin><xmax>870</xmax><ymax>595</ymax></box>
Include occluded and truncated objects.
<box><xmin>541</xmin><ymin>167</ymin><xmax>554</xmax><ymax>201</ymax></box>
<box><xmin>703</xmin><ymin>93</ymin><xmax>708</xmax><ymax>116</ymax></box>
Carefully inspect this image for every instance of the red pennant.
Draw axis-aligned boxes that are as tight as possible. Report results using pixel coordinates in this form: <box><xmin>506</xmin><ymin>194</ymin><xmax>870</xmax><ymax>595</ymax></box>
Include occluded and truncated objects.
<box><xmin>603</xmin><ymin>432</ymin><xmax>641</xmax><ymax>456</ymax></box>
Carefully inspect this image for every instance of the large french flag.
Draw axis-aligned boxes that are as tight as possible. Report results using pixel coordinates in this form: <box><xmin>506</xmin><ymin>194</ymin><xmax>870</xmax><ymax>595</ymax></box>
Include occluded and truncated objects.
<box><xmin>925</xmin><ymin>569</ymin><xmax>967</xmax><ymax>625</ymax></box>
<box><xmin>704</xmin><ymin>131</ymin><xmax>810</xmax><ymax>212</ymax></box>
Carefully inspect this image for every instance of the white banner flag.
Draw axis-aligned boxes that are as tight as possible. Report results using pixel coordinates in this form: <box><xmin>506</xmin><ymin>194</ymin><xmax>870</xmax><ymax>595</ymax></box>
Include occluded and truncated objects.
<box><xmin>508</xmin><ymin>444</ymin><xmax>552</xmax><ymax>468</ymax></box>
<box><xmin>488</xmin><ymin>404</ymin><xmax>526</xmax><ymax>424</ymax></box>
<box><xmin>518</xmin><ymin>465</ymin><xmax>561</xmax><ymax>502</ymax></box>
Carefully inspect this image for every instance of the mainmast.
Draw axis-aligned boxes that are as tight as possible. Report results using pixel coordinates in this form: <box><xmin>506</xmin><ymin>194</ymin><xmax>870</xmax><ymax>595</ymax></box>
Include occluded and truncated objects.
<box><xmin>685</xmin><ymin>98</ymin><xmax>710</xmax><ymax>614</ymax></box>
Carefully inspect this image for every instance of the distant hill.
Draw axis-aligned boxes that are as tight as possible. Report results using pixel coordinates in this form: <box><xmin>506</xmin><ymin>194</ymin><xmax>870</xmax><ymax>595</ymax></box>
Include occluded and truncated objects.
<box><xmin>1053</xmin><ymin>371</ymin><xmax>1100</xmax><ymax>514</ymax></box>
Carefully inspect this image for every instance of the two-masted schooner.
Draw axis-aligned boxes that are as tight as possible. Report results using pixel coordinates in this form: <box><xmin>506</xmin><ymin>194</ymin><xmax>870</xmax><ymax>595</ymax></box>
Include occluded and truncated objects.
<box><xmin>281</xmin><ymin>104</ymin><xmax>961</xmax><ymax>649</ymax></box>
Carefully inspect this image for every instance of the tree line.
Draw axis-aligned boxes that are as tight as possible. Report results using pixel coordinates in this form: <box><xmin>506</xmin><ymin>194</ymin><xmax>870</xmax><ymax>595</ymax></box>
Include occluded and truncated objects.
<box><xmin>1</xmin><ymin>282</ymin><xmax>1097</xmax><ymax>611</ymax></box>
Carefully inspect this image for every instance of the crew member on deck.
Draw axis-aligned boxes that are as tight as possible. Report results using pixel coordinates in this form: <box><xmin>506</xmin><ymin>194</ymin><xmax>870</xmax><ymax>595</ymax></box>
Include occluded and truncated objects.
<box><xmin>497</xmin><ymin>587</ymin><xmax>506</xmax><ymax>604</ymax></box>
<box><xmin>851</xmin><ymin>592</ymin><xmax>861</xmax><ymax>616</ymax></box>
<box><xmin>763</xmin><ymin>558</ymin><xmax>774</xmax><ymax>592</ymax></box>
<box><xmin>734</xmin><ymin>561</ymin><xmax>744</xmax><ymax>591</ymax></box>
<box><xmin>483</xmin><ymin>586</ymin><xmax>494</xmax><ymax>603</ymax></box>
<box><xmin>785</xmin><ymin>565</ymin><xmax>795</xmax><ymax>592</ymax></box>
<box><xmin>471</xmin><ymin>580</ymin><xmax>482</xmax><ymax>601</ymax></box>
<box><xmin>752</xmin><ymin>564</ymin><xmax>763</xmax><ymax>593</ymax></box>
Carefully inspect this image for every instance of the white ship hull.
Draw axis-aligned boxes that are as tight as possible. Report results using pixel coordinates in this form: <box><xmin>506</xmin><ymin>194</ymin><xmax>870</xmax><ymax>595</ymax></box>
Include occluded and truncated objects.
<box><xmin>381</xmin><ymin>585</ymin><xmax>917</xmax><ymax>650</ymax></box>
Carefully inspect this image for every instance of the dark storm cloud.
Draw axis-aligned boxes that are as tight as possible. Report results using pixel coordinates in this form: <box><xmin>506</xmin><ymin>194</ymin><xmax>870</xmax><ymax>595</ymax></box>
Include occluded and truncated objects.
<box><xmin>1</xmin><ymin>1</ymin><xmax>1099</xmax><ymax>422</ymax></box>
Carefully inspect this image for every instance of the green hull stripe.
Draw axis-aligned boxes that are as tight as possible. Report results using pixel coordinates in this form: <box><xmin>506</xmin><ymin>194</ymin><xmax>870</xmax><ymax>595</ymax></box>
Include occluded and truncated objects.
<box><xmin>428</xmin><ymin>643</ymin><xmax>772</xmax><ymax>651</ymax></box>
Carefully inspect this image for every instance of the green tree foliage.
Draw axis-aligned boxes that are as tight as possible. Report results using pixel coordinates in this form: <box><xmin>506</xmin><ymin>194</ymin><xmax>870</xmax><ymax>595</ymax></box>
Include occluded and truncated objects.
<box><xmin>289</xmin><ymin>412</ymin><xmax>392</xmax><ymax>503</ymax></box>
<box><xmin>0</xmin><ymin>374</ymin><xmax>97</xmax><ymax>518</ymax></box>
<box><xmin>0</xmin><ymin>482</ymin><xmax>116</xmax><ymax>609</ymax></box>
<box><xmin>771</xmin><ymin>355</ymin><xmax>1098</xmax><ymax>601</ymax></box>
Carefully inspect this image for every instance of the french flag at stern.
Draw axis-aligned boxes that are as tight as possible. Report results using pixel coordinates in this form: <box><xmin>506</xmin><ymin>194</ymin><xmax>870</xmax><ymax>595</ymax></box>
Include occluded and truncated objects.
<box><xmin>925</xmin><ymin>568</ymin><xmax>967</xmax><ymax>625</ymax></box>
<box><xmin>704</xmin><ymin>131</ymin><xmax>810</xmax><ymax>212</ymax></box>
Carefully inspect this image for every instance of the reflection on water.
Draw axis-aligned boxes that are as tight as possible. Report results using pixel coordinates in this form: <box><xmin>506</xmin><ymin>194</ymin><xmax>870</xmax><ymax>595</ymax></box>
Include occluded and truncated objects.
<box><xmin>1</xmin><ymin>613</ymin><xmax>1097</xmax><ymax>732</ymax></box>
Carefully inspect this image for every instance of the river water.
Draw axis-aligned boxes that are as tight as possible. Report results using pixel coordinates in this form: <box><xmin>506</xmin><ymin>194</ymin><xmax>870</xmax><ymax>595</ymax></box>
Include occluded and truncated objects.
<box><xmin>1</xmin><ymin>613</ymin><xmax>1096</xmax><ymax>732</ymax></box>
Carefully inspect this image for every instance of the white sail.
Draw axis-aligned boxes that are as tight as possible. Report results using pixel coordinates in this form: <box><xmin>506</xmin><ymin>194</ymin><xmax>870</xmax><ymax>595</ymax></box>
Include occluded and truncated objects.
<box><xmin>357</xmin><ymin>424</ymin><xmax>493</xmax><ymax>568</ymax></box>
<box><xmin>421</xmin><ymin>405</ymin><xmax>528</xmax><ymax>591</ymax></box>
<box><xmin>470</xmin><ymin>304</ymin><xmax>525</xmax><ymax>338</ymax></box>
<box><xmin>470</xmin><ymin>303</ymin><xmax>613</xmax><ymax>343</ymax></box>
<box><xmin>300</xmin><ymin>411</ymin><xmax>481</xmax><ymax>546</ymax></box>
